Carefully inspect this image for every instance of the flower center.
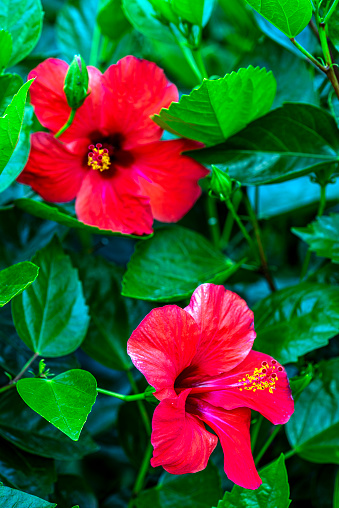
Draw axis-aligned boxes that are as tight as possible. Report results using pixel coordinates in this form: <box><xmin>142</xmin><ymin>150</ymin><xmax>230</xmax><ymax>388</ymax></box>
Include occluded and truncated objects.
<box><xmin>88</xmin><ymin>143</ymin><xmax>111</xmax><ymax>172</ymax></box>
<box><xmin>238</xmin><ymin>360</ymin><xmax>283</xmax><ymax>394</ymax></box>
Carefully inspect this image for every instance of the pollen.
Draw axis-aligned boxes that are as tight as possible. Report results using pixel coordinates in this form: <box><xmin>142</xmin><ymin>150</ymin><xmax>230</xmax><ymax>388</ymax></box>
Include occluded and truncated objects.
<box><xmin>88</xmin><ymin>143</ymin><xmax>111</xmax><ymax>171</ymax></box>
<box><xmin>237</xmin><ymin>360</ymin><xmax>282</xmax><ymax>394</ymax></box>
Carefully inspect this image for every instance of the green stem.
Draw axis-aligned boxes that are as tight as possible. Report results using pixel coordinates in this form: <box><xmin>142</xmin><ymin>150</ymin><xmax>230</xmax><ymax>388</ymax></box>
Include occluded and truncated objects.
<box><xmin>324</xmin><ymin>0</ymin><xmax>339</xmax><ymax>23</ymax></box>
<box><xmin>251</xmin><ymin>414</ymin><xmax>263</xmax><ymax>452</ymax></box>
<box><xmin>193</xmin><ymin>48</ymin><xmax>208</xmax><ymax>79</ymax></box>
<box><xmin>290</xmin><ymin>38</ymin><xmax>326</xmax><ymax>72</ymax></box>
<box><xmin>319</xmin><ymin>23</ymin><xmax>339</xmax><ymax>99</ymax></box>
<box><xmin>333</xmin><ymin>468</ymin><xmax>339</xmax><ymax>508</ymax></box>
<box><xmin>169</xmin><ymin>25</ymin><xmax>202</xmax><ymax>82</ymax></box>
<box><xmin>225</xmin><ymin>197</ymin><xmax>258</xmax><ymax>259</ymax></box>
<box><xmin>128</xmin><ymin>442</ymin><xmax>154</xmax><ymax>508</ymax></box>
<box><xmin>220</xmin><ymin>191</ymin><xmax>242</xmax><ymax>249</ymax></box>
<box><xmin>54</xmin><ymin>109</ymin><xmax>76</xmax><ymax>138</ymax></box>
<box><xmin>0</xmin><ymin>352</ymin><xmax>39</xmax><ymax>394</ymax></box>
<box><xmin>127</xmin><ymin>371</ymin><xmax>152</xmax><ymax>436</ymax></box>
<box><xmin>0</xmin><ymin>383</ymin><xmax>16</xmax><ymax>394</ymax></box>
<box><xmin>97</xmin><ymin>387</ymin><xmax>147</xmax><ymax>401</ymax></box>
<box><xmin>255</xmin><ymin>425</ymin><xmax>282</xmax><ymax>465</ymax></box>
<box><xmin>206</xmin><ymin>196</ymin><xmax>220</xmax><ymax>248</ymax></box>
<box><xmin>89</xmin><ymin>18</ymin><xmax>102</xmax><ymax>67</ymax></box>
<box><xmin>284</xmin><ymin>449</ymin><xmax>296</xmax><ymax>460</ymax></box>
<box><xmin>300</xmin><ymin>184</ymin><xmax>327</xmax><ymax>279</ymax></box>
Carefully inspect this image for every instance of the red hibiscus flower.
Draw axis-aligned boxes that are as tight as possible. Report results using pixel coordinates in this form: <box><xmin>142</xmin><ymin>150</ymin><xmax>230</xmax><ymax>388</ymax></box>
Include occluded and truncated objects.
<box><xmin>18</xmin><ymin>56</ymin><xmax>208</xmax><ymax>234</ymax></box>
<box><xmin>127</xmin><ymin>283</ymin><xmax>294</xmax><ymax>490</ymax></box>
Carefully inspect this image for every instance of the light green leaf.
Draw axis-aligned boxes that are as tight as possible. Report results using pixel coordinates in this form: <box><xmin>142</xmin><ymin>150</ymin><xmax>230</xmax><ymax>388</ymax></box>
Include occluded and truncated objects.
<box><xmin>136</xmin><ymin>463</ymin><xmax>221</xmax><ymax>508</ymax></box>
<box><xmin>14</xmin><ymin>198</ymin><xmax>153</xmax><ymax>239</ymax></box>
<box><xmin>97</xmin><ymin>0</ymin><xmax>131</xmax><ymax>40</ymax></box>
<box><xmin>286</xmin><ymin>358</ymin><xmax>339</xmax><ymax>464</ymax></box>
<box><xmin>153</xmin><ymin>66</ymin><xmax>276</xmax><ymax>146</ymax></box>
<box><xmin>253</xmin><ymin>283</ymin><xmax>339</xmax><ymax>364</ymax></box>
<box><xmin>245</xmin><ymin>0</ymin><xmax>312</xmax><ymax>38</ymax></box>
<box><xmin>0</xmin><ymin>0</ymin><xmax>43</xmax><ymax>67</ymax></box>
<box><xmin>0</xmin><ymin>80</ymin><xmax>33</xmax><ymax>175</ymax></box>
<box><xmin>215</xmin><ymin>455</ymin><xmax>290</xmax><ymax>508</ymax></box>
<box><xmin>17</xmin><ymin>369</ymin><xmax>97</xmax><ymax>441</ymax></box>
<box><xmin>0</xmin><ymin>106</ymin><xmax>33</xmax><ymax>193</ymax></box>
<box><xmin>0</xmin><ymin>30</ymin><xmax>12</xmax><ymax>72</ymax></box>
<box><xmin>191</xmin><ymin>103</ymin><xmax>339</xmax><ymax>185</ymax></box>
<box><xmin>122</xmin><ymin>226</ymin><xmax>242</xmax><ymax>302</ymax></box>
<box><xmin>122</xmin><ymin>0</ymin><xmax>175</xmax><ymax>43</ymax></box>
<box><xmin>11</xmin><ymin>237</ymin><xmax>90</xmax><ymax>357</ymax></box>
<box><xmin>292</xmin><ymin>213</ymin><xmax>339</xmax><ymax>264</ymax></box>
<box><xmin>171</xmin><ymin>0</ymin><xmax>215</xmax><ymax>26</ymax></box>
<box><xmin>0</xmin><ymin>261</ymin><xmax>39</xmax><ymax>307</ymax></box>
<box><xmin>0</xmin><ymin>485</ymin><xmax>56</xmax><ymax>508</ymax></box>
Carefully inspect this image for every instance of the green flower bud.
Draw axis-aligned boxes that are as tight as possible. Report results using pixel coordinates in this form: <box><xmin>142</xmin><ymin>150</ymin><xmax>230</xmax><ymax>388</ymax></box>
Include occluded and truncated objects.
<box><xmin>64</xmin><ymin>55</ymin><xmax>89</xmax><ymax>110</ymax></box>
<box><xmin>209</xmin><ymin>165</ymin><xmax>239</xmax><ymax>201</ymax></box>
<box><xmin>149</xmin><ymin>0</ymin><xmax>179</xmax><ymax>25</ymax></box>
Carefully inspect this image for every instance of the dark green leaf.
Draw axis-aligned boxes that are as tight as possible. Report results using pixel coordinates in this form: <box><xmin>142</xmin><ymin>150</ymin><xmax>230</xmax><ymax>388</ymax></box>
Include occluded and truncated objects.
<box><xmin>215</xmin><ymin>455</ymin><xmax>290</xmax><ymax>508</ymax></box>
<box><xmin>122</xmin><ymin>0</ymin><xmax>175</xmax><ymax>43</ymax></box>
<box><xmin>118</xmin><ymin>403</ymin><xmax>148</xmax><ymax>467</ymax></box>
<box><xmin>17</xmin><ymin>369</ymin><xmax>97</xmax><ymax>441</ymax></box>
<box><xmin>0</xmin><ymin>261</ymin><xmax>39</xmax><ymax>307</ymax></box>
<box><xmin>292</xmin><ymin>213</ymin><xmax>339</xmax><ymax>264</ymax></box>
<box><xmin>191</xmin><ymin>103</ymin><xmax>339</xmax><ymax>185</ymax></box>
<box><xmin>253</xmin><ymin>283</ymin><xmax>339</xmax><ymax>364</ymax></box>
<box><xmin>153</xmin><ymin>66</ymin><xmax>276</xmax><ymax>146</ymax></box>
<box><xmin>0</xmin><ymin>30</ymin><xmax>12</xmax><ymax>72</ymax></box>
<box><xmin>54</xmin><ymin>474</ymin><xmax>98</xmax><ymax>508</ymax></box>
<box><xmin>0</xmin><ymin>80</ymin><xmax>33</xmax><ymax>175</ymax></box>
<box><xmin>0</xmin><ymin>389</ymin><xmax>98</xmax><ymax>460</ymax></box>
<box><xmin>0</xmin><ymin>73</ymin><xmax>23</xmax><ymax>115</ymax></box>
<box><xmin>171</xmin><ymin>0</ymin><xmax>215</xmax><ymax>26</ymax></box>
<box><xmin>14</xmin><ymin>198</ymin><xmax>152</xmax><ymax>239</ymax></box>
<box><xmin>122</xmin><ymin>226</ymin><xmax>241</xmax><ymax>302</ymax></box>
<box><xmin>0</xmin><ymin>437</ymin><xmax>56</xmax><ymax>498</ymax></box>
<box><xmin>0</xmin><ymin>485</ymin><xmax>56</xmax><ymax>508</ymax></box>
<box><xmin>0</xmin><ymin>0</ymin><xmax>43</xmax><ymax>66</ymax></box>
<box><xmin>0</xmin><ymin>106</ymin><xmax>33</xmax><ymax>193</ymax></box>
<box><xmin>286</xmin><ymin>358</ymin><xmax>339</xmax><ymax>463</ymax></box>
<box><xmin>289</xmin><ymin>365</ymin><xmax>313</xmax><ymax>402</ymax></box>
<box><xmin>136</xmin><ymin>463</ymin><xmax>221</xmax><ymax>508</ymax></box>
<box><xmin>244</xmin><ymin>0</ymin><xmax>312</xmax><ymax>38</ymax></box>
<box><xmin>97</xmin><ymin>0</ymin><xmax>131</xmax><ymax>40</ymax></box>
<box><xmin>56</xmin><ymin>0</ymin><xmax>99</xmax><ymax>62</ymax></box>
<box><xmin>12</xmin><ymin>237</ymin><xmax>90</xmax><ymax>357</ymax></box>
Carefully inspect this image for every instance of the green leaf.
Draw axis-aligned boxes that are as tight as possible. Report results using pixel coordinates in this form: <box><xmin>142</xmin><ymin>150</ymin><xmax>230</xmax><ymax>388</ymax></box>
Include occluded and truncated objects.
<box><xmin>17</xmin><ymin>369</ymin><xmax>97</xmax><ymax>441</ymax></box>
<box><xmin>0</xmin><ymin>30</ymin><xmax>12</xmax><ymax>72</ymax></box>
<box><xmin>118</xmin><ymin>403</ymin><xmax>149</xmax><ymax>467</ymax></box>
<box><xmin>14</xmin><ymin>198</ymin><xmax>152</xmax><ymax>239</ymax></box>
<box><xmin>122</xmin><ymin>0</ymin><xmax>175</xmax><ymax>43</ymax></box>
<box><xmin>0</xmin><ymin>79</ymin><xmax>33</xmax><ymax>175</ymax></box>
<box><xmin>0</xmin><ymin>106</ymin><xmax>33</xmax><ymax>193</ymax></box>
<box><xmin>215</xmin><ymin>455</ymin><xmax>290</xmax><ymax>508</ymax></box>
<box><xmin>0</xmin><ymin>485</ymin><xmax>56</xmax><ymax>508</ymax></box>
<box><xmin>253</xmin><ymin>283</ymin><xmax>339</xmax><ymax>364</ymax></box>
<box><xmin>153</xmin><ymin>66</ymin><xmax>276</xmax><ymax>146</ymax></box>
<box><xmin>122</xmin><ymin>226</ymin><xmax>242</xmax><ymax>302</ymax></box>
<box><xmin>0</xmin><ymin>0</ymin><xmax>43</xmax><ymax>67</ymax></box>
<box><xmin>56</xmin><ymin>0</ymin><xmax>99</xmax><ymax>62</ymax></box>
<box><xmin>0</xmin><ymin>389</ymin><xmax>98</xmax><ymax>460</ymax></box>
<box><xmin>171</xmin><ymin>0</ymin><xmax>215</xmax><ymax>26</ymax></box>
<box><xmin>0</xmin><ymin>73</ymin><xmax>23</xmax><ymax>115</ymax></box>
<box><xmin>328</xmin><ymin>7</ymin><xmax>339</xmax><ymax>52</ymax></box>
<box><xmin>0</xmin><ymin>261</ymin><xmax>39</xmax><ymax>307</ymax></box>
<box><xmin>289</xmin><ymin>365</ymin><xmax>313</xmax><ymax>402</ymax></box>
<box><xmin>191</xmin><ymin>103</ymin><xmax>339</xmax><ymax>185</ymax></box>
<box><xmin>97</xmin><ymin>0</ymin><xmax>131</xmax><ymax>40</ymax></box>
<box><xmin>244</xmin><ymin>0</ymin><xmax>312</xmax><ymax>38</ymax></box>
<box><xmin>11</xmin><ymin>237</ymin><xmax>90</xmax><ymax>357</ymax></box>
<box><xmin>286</xmin><ymin>358</ymin><xmax>339</xmax><ymax>463</ymax></box>
<box><xmin>292</xmin><ymin>214</ymin><xmax>339</xmax><ymax>264</ymax></box>
<box><xmin>136</xmin><ymin>463</ymin><xmax>221</xmax><ymax>508</ymax></box>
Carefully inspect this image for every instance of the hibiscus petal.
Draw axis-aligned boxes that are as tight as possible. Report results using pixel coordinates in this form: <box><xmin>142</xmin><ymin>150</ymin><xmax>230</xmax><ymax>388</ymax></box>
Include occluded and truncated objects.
<box><xmin>188</xmin><ymin>398</ymin><xmax>261</xmax><ymax>490</ymax></box>
<box><xmin>132</xmin><ymin>139</ymin><xmax>208</xmax><ymax>223</ymax></box>
<box><xmin>151</xmin><ymin>389</ymin><xmax>218</xmax><ymax>474</ymax></box>
<box><xmin>102</xmin><ymin>56</ymin><xmax>178</xmax><ymax>149</ymax></box>
<box><xmin>184</xmin><ymin>284</ymin><xmax>256</xmax><ymax>378</ymax></box>
<box><xmin>28</xmin><ymin>58</ymin><xmax>104</xmax><ymax>140</ymax></box>
<box><xmin>17</xmin><ymin>132</ymin><xmax>88</xmax><ymax>202</ymax></box>
<box><xmin>127</xmin><ymin>306</ymin><xmax>200</xmax><ymax>399</ymax></box>
<box><xmin>75</xmin><ymin>168</ymin><xmax>153</xmax><ymax>234</ymax></box>
<box><xmin>192</xmin><ymin>350</ymin><xmax>294</xmax><ymax>425</ymax></box>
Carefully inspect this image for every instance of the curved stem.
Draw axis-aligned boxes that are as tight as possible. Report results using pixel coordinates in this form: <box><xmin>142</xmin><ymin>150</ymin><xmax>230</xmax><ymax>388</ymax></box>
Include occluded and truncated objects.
<box><xmin>290</xmin><ymin>38</ymin><xmax>326</xmax><ymax>72</ymax></box>
<box><xmin>225</xmin><ymin>197</ymin><xmax>258</xmax><ymax>260</ymax></box>
<box><xmin>169</xmin><ymin>25</ymin><xmax>202</xmax><ymax>82</ymax></box>
<box><xmin>54</xmin><ymin>109</ymin><xmax>76</xmax><ymax>138</ymax></box>
<box><xmin>0</xmin><ymin>353</ymin><xmax>39</xmax><ymax>395</ymax></box>
<box><xmin>255</xmin><ymin>424</ymin><xmax>282</xmax><ymax>465</ymax></box>
<box><xmin>128</xmin><ymin>442</ymin><xmax>154</xmax><ymax>508</ymax></box>
<box><xmin>284</xmin><ymin>449</ymin><xmax>296</xmax><ymax>460</ymax></box>
<box><xmin>97</xmin><ymin>387</ymin><xmax>147</xmax><ymax>401</ymax></box>
<box><xmin>193</xmin><ymin>48</ymin><xmax>208</xmax><ymax>79</ymax></box>
<box><xmin>324</xmin><ymin>0</ymin><xmax>339</xmax><ymax>24</ymax></box>
<box><xmin>220</xmin><ymin>191</ymin><xmax>242</xmax><ymax>249</ymax></box>
<box><xmin>319</xmin><ymin>23</ymin><xmax>339</xmax><ymax>99</ymax></box>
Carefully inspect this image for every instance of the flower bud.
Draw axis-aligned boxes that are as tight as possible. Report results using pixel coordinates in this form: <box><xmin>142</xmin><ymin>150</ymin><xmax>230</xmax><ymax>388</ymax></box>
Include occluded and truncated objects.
<box><xmin>64</xmin><ymin>55</ymin><xmax>89</xmax><ymax>110</ymax></box>
<box><xmin>209</xmin><ymin>165</ymin><xmax>239</xmax><ymax>201</ymax></box>
<box><xmin>149</xmin><ymin>0</ymin><xmax>179</xmax><ymax>25</ymax></box>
